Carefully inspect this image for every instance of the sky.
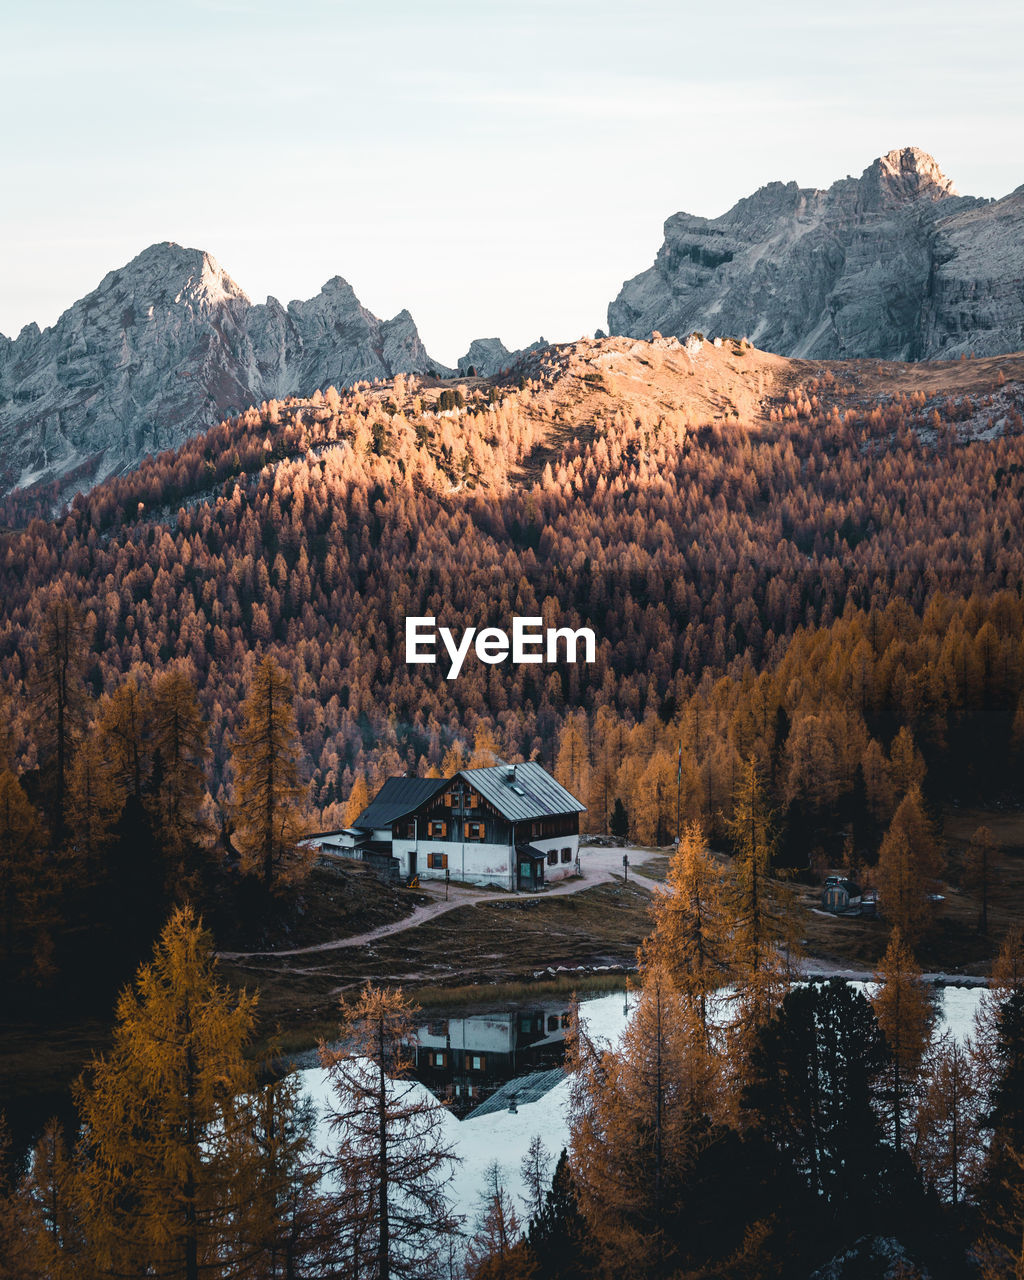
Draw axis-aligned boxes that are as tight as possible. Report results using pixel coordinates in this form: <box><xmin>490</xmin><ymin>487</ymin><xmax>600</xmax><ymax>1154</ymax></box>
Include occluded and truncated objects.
<box><xmin>2</xmin><ymin>0</ymin><xmax>1023</xmax><ymax>366</ymax></box>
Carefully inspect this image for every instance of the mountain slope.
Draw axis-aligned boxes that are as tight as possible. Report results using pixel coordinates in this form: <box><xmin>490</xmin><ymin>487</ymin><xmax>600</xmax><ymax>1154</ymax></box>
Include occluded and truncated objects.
<box><xmin>608</xmin><ymin>147</ymin><xmax>1024</xmax><ymax>362</ymax></box>
<box><xmin>0</xmin><ymin>243</ymin><xmax>447</xmax><ymax>497</ymax></box>
<box><xmin>2</xmin><ymin>335</ymin><xmax>1024</xmax><ymax>821</ymax></box>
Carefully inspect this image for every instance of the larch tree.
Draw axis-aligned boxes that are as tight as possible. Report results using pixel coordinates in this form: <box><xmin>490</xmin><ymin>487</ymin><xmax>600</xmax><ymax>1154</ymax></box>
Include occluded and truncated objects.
<box><xmin>975</xmin><ymin>988</ymin><xmax>1024</xmax><ymax>1279</ymax></box>
<box><xmin>73</xmin><ymin>906</ymin><xmax>312</xmax><ymax>1280</ymax></box>
<box><xmin>0</xmin><ymin>1116</ymin><xmax>40</xmax><ymax>1280</ymax></box>
<box><xmin>229</xmin><ymin>656</ymin><xmax>311</xmax><ymax>892</ymax></box>
<box><xmin>319</xmin><ymin>984</ymin><xmax>461</xmax><ymax>1280</ymax></box>
<box><xmin>725</xmin><ymin>757</ymin><xmax>798</xmax><ymax>1041</ymax></box>
<box><xmin>913</xmin><ymin>1031</ymin><xmax>983</xmax><ymax>1206</ymax></box>
<box><xmin>567</xmin><ymin>961</ymin><xmax>717</xmax><ymax>1278</ymax></box>
<box><xmin>870</xmin><ymin>927</ymin><xmax>936</xmax><ymax>1150</ymax></box>
<box><xmin>342</xmin><ymin>770</ymin><xmax>371</xmax><ymax>829</ymax></box>
<box><xmin>964</xmin><ymin>825</ymin><xmax>998</xmax><ymax>936</ymax></box>
<box><xmin>641</xmin><ymin>820</ymin><xmax>729</xmax><ymax>1040</ymax></box>
<box><xmin>469</xmin><ymin>722</ymin><xmax>501</xmax><ymax>768</ymax></box>
<box><xmin>876</xmin><ymin>786</ymin><xmax>940</xmax><ymax>945</ymax></box>
<box><xmin>975</xmin><ymin>1143</ymin><xmax>1024</xmax><ymax>1280</ymax></box>
<box><xmin>231</xmin><ymin>1072</ymin><xmax>330</xmax><ymax>1279</ymax></box>
<box><xmin>96</xmin><ymin>673</ymin><xmax>153</xmax><ymax>804</ymax></box>
<box><xmin>519</xmin><ymin>1134</ymin><xmax>553</xmax><ymax>1226</ymax></box>
<box><xmin>974</xmin><ymin>927</ymin><xmax>1024</xmax><ymax>1121</ymax></box>
<box><xmin>554</xmin><ymin>711</ymin><xmax>590</xmax><ymax>815</ymax></box>
<box><xmin>151</xmin><ymin>665</ymin><xmax>211</xmax><ymax>888</ymax></box>
<box><xmin>17</xmin><ymin>1117</ymin><xmax>83</xmax><ymax>1280</ymax></box>
<box><xmin>65</xmin><ymin>734</ymin><xmax>119</xmax><ymax>868</ymax></box>
<box><xmin>464</xmin><ymin>1162</ymin><xmax>531</xmax><ymax>1280</ymax></box>
<box><xmin>440</xmin><ymin>740</ymin><xmax>469</xmax><ymax>776</ymax></box>
<box><xmin>0</xmin><ymin>770</ymin><xmax>47</xmax><ymax>963</ymax></box>
<box><xmin>32</xmin><ymin>591</ymin><xmax>89</xmax><ymax>835</ymax></box>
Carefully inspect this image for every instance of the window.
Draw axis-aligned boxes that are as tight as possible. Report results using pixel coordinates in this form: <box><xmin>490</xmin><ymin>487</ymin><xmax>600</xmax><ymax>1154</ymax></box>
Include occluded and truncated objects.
<box><xmin>466</xmin><ymin>791</ymin><xmax>479</xmax><ymax>808</ymax></box>
<box><xmin>528</xmin><ymin>814</ymin><xmax>577</xmax><ymax>839</ymax></box>
<box><xmin>427</xmin><ymin>852</ymin><xmax>448</xmax><ymax>870</ymax></box>
<box><xmin>469</xmin><ymin>1054</ymin><xmax>485</xmax><ymax>1071</ymax></box>
<box><xmin>546</xmin><ymin>850</ymin><xmax>557</xmax><ymax>866</ymax></box>
<box><xmin>561</xmin><ymin>847</ymin><xmax>572</xmax><ymax>863</ymax></box>
<box><xmin>428</xmin><ymin>820</ymin><xmax>447</xmax><ymax>839</ymax></box>
<box><xmin>547</xmin><ymin>1015</ymin><xmax>560</xmax><ymax>1032</ymax></box>
<box><xmin>430</xmin><ymin>1050</ymin><xmax>447</xmax><ymax>1068</ymax></box>
<box><xmin>464</xmin><ymin>821</ymin><xmax>484</xmax><ymax>841</ymax></box>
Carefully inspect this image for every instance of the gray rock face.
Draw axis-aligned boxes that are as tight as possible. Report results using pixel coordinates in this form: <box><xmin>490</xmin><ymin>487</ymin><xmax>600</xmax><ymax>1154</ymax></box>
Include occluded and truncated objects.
<box><xmin>457</xmin><ymin>338</ymin><xmax>514</xmax><ymax>377</ymax></box>
<box><xmin>608</xmin><ymin>148</ymin><xmax>1024</xmax><ymax>362</ymax></box>
<box><xmin>456</xmin><ymin>336</ymin><xmax>548</xmax><ymax>377</ymax></box>
<box><xmin>0</xmin><ymin>243</ymin><xmax>449</xmax><ymax>495</ymax></box>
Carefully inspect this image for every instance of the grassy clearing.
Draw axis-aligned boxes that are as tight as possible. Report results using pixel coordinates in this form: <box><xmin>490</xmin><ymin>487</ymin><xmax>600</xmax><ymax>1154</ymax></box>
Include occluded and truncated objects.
<box><xmin>215</xmin><ymin>863</ymin><xmax>426</xmax><ymax>952</ymax></box>
<box><xmin>398</xmin><ymin>971</ymin><xmax>632</xmax><ymax>1009</ymax></box>
<box><xmin>222</xmin><ymin>879</ymin><xmax>655</xmax><ymax>1048</ymax></box>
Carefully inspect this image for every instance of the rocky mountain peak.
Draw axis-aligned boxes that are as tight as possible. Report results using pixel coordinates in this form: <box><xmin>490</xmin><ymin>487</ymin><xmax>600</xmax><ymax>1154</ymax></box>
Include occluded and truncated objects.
<box><xmin>608</xmin><ymin>148</ymin><xmax>1023</xmax><ymax>363</ymax></box>
<box><xmin>866</xmin><ymin>146</ymin><xmax>958</xmax><ymax>203</ymax></box>
<box><xmin>315</xmin><ymin>275</ymin><xmax>360</xmax><ymax>302</ymax></box>
<box><xmin>101</xmin><ymin>242</ymin><xmax>250</xmax><ymax>312</ymax></box>
<box><xmin>0</xmin><ymin>245</ymin><xmax>448</xmax><ymax>498</ymax></box>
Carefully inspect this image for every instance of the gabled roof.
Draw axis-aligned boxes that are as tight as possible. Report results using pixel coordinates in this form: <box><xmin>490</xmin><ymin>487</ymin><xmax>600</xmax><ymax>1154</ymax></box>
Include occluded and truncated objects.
<box><xmin>457</xmin><ymin>761</ymin><xmax>585</xmax><ymax>823</ymax></box>
<box><xmin>352</xmin><ymin>776</ymin><xmax>447</xmax><ymax>830</ymax></box>
<box><xmin>465</xmin><ymin>1067</ymin><xmax>567</xmax><ymax>1120</ymax></box>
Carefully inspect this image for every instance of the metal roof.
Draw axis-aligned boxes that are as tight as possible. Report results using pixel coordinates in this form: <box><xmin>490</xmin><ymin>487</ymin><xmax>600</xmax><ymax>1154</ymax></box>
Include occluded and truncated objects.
<box><xmin>352</xmin><ymin>776</ymin><xmax>448</xmax><ymax>829</ymax></box>
<box><xmin>465</xmin><ymin>1067</ymin><xmax>567</xmax><ymax>1120</ymax></box>
<box><xmin>458</xmin><ymin>761</ymin><xmax>585</xmax><ymax>822</ymax></box>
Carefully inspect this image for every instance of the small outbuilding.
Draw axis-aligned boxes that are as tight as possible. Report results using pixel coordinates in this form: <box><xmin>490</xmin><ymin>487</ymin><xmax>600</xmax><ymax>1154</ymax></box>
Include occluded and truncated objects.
<box><xmin>822</xmin><ymin>875</ymin><xmax>863</xmax><ymax>915</ymax></box>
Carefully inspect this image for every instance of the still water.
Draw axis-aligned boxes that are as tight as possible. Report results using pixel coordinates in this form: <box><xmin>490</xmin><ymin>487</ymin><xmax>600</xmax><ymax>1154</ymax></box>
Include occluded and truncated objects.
<box><xmin>296</xmin><ymin>984</ymin><xmax>984</xmax><ymax>1216</ymax></box>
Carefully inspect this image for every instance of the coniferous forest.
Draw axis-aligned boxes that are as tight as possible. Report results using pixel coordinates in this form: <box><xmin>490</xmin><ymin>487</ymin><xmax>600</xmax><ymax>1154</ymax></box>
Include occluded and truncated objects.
<box><xmin>3</xmin><ymin>335</ymin><xmax>1024</xmax><ymax>1276</ymax></box>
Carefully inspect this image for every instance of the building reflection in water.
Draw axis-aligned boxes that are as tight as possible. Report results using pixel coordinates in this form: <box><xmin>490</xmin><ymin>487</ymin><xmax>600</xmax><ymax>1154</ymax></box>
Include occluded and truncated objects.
<box><xmin>409</xmin><ymin>1003</ymin><xmax>573</xmax><ymax>1120</ymax></box>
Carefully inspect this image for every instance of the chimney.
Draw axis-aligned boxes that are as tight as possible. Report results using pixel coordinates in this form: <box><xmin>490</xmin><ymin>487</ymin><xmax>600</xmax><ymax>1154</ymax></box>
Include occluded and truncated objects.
<box><xmin>505</xmin><ymin>763</ymin><xmax>516</xmax><ymax>781</ymax></box>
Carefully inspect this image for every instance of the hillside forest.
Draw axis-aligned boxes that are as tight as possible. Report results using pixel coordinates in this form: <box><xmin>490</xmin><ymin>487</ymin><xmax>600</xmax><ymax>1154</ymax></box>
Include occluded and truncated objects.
<box><xmin>1</xmin><ymin>331</ymin><xmax>1024</xmax><ymax>1275</ymax></box>
<box><xmin>1</xmin><ymin>338</ymin><xmax>1024</xmax><ymax>986</ymax></box>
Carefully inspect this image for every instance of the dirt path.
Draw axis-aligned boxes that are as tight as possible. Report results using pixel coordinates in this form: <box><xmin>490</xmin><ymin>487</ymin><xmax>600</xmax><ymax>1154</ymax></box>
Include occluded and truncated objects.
<box><xmin>217</xmin><ymin>845</ymin><xmax>661</xmax><ymax>960</ymax></box>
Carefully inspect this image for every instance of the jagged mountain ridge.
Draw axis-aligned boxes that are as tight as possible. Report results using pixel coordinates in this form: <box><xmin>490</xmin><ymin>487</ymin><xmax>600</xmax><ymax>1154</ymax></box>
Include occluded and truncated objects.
<box><xmin>608</xmin><ymin>147</ymin><xmax>1024</xmax><ymax>362</ymax></box>
<box><xmin>0</xmin><ymin>242</ymin><xmax>450</xmax><ymax>496</ymax></box>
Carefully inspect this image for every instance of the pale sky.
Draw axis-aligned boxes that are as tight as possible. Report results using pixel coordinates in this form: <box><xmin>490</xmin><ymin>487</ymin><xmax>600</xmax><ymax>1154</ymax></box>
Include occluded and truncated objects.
<box><xmin>2</xmin><ymin>0</ymin><xmax>1023</xmax><ymax>365</ymax></box>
